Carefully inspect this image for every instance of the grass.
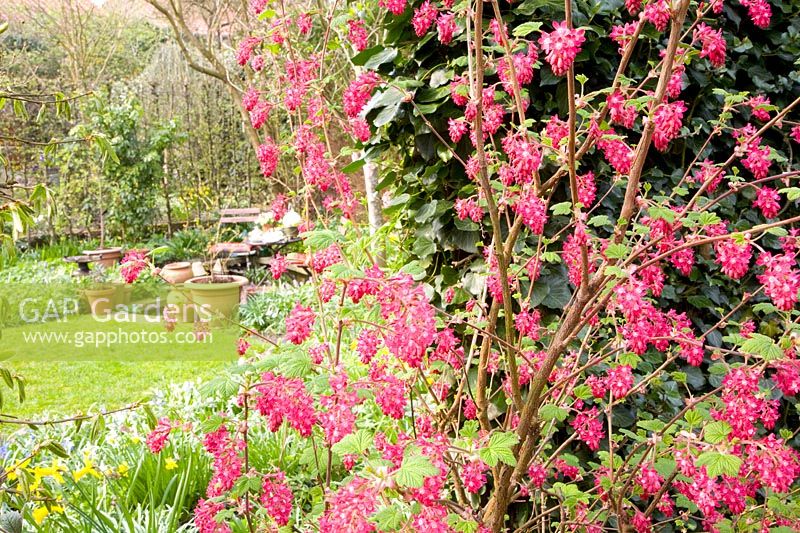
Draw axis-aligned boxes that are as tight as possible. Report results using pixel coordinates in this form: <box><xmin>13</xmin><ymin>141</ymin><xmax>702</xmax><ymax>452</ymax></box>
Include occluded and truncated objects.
<box><xmin>0</xmin><ymin>360</ymin><xmax>229</xmax><ymax>420</ymax></box>
<box><xmin>1</xmin><ymin>305</ymin><xmax>239</xmax><ymax>420</ymax></box>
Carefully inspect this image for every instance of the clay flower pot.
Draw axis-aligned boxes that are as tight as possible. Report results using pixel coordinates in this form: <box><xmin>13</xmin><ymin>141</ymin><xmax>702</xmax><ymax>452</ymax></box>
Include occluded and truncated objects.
<box><xmin>160</xmin><ymin>262</ymin><xmax>194</xmax><ymax>284</ymax></box>
<box><xmin>83</xmin><ymin>286</ymin><xmax>116</xmax><ymax>317</ymax></box>
<box><xmin>184</xmin><ymin>275</ymin><xmax>248</xmax><ymax>320</ymax></box>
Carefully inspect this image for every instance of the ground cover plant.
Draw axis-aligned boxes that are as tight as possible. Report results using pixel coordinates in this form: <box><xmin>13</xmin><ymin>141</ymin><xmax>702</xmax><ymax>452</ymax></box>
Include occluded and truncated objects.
<box><xmin>2</xmin><ymin>0</ymin><xmax>800</xmax><ymax>532</ymax></box>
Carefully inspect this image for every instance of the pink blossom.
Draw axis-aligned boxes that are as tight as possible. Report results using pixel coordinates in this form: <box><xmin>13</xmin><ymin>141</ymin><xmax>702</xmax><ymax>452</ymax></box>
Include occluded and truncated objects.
<box><xmin>249</xmin><ymin>100</ymin><xmax>271</xmax><ymax>129</ymax></box>
<box><xmin>412</xmin><ymin>1</ymin><xmax>437</xmax><ymax>36</ymax></box>
<box><xmin>194</xmin><ymin>499</ymin><xmax>231</xmax><ymax>533</ymax></box>
<box><xmin>255</xmin><ymin>372</ymin><xmax>317</xmax><ymax>436</ymax></box>
<box><xmin>742</xmin><ymin>143</ymin><xmax>772</xmax><ymax>179</ymax></box>
<box><xmin>343</xmin><ymin>71</ymin><xmax>381</xmax><ymax>118</ymax></box>
<box><xmin>528</xmin><ymin>462</ymin><xmax>547</xmax><ymax>487</ymax></box>
<box><xmin>378</xmin><ymin>0</ymin><xmax>406</xmax><ymax>15</ymax></box>
<box><xmin>757</xmin><ymin>251</ymin><xmax>800</xmax><ymax>310</ymax></box>
<box><xmin>242</xmin><ymin>87</ymin><xmax>259</xmax><ymax>112</ymax></box>
<box><xmin>350</xmin><ymin>117</ymin><xmax>371</xmax><ymax>142</ymax></box>
<box><xmin>449</xmin><ymin>75</ymin><xmax>469</xmax><ymax>106</ymax></box>
<box><xmin>236</xmin><ymin>36</ymin><xmax>261</xmax><ymax>66</ymax></box>
<box><xmin>643</xmin><ymin>0</ymin><xmax>670</xmax><ymax>32</ymax></box>
<box><xmin>497</xmin><ymin>45</ymin><xmax>538</xmax><ymax>95</ymax></box>
<box><xmin>610</xmin><ymin>23</ymin><xmax>637</xmax><ymax>55</ymax></box>
<box><xmin>296</xmin><ymin>12</ymin><xmax>312</xmax><ymax>34</ymax></box>
<box><xmin>455</xmin><ymin>197</ymin><xmax>483</xmax><ymax>223</ymax></box>
<box><xmin>515</xmin><ymin>308</ymin><xmax>541</xmax><ymax>340</ymax></box>
<box><xmin>270</xmin><ymin>254</ymin><xmax>287</xmax><ymax>280</ymax></box>
<box><xmin>742</xmin><ymin>0</ymin><xmax>771</xmax><ymax>28</ymax></box>
<box><xmin>236</xmin><ymin>337</ymin><xmax>250</xmax><ymax>356</ymax></box>
<box><xmin>577</xmin><ymin>171</ymin><xmax>597</xmax><ymax>206</ymax></box>
<box><xmin>448</xmin><ymin>117</ymin><xmax>468</xmax><ymax>143</ymax></box>
<box><xmin>714</xmin><ymin>238</ymin><xmax>752</xmax><ymax>279</ymax></box>
<box><xmin>571</xmin><ymin>407</ymin><xmax>605</xmax><ymax>451</ymax></box>
<box><xmin>596</xmin><ymin>128</ymin><xmax>633</xmax><ymax>174</ymax></box>
<box><xmin>607</xmin><ymin>91</ymin><xmax>636</xmax><ymax>129</ymax></box>
<box><xmin>693</xmin><ymin>23</ymin><xmax>726</xmax><ymax>68</ymax></box>
<box><xmin>791</xmin><ymin>125</ymin><xmax>800</xmax><ymax>143</ymax></box>
<box><xmin>539</xmin><ymin>21</ymin><xmax>585</xmax><ymax>76</ymax></box>
<box><xmin>462</xmin><ymin>460</ymin><xmax>489</xmax><ymax>493</ymax></box>
<box><xmin>261</xmin><ymin>471</ymin><xmax>293</xmax><ymax>526</ymax></box>
<box><xmin>512</xmin><ymin>188</ymin><xmax>547</xmax><ymax>234</ymax></box>
<box><xmin>146</xmin><ymin>418</ymin><xmax>173</xmax><ymax>453</ymax></box>
<box><xmin>753</xmin><ymin>186</ymin><xmax>781</xmax><ymax>218</ymax></box>
<box><xmin>120</xmin><ymin>250</ymin><xmax>148</xmax><ymax>283</ymax></box>
<box><xmin>285</xmin><ymin>304</ymin><xmax>315</xmax><ymax>344</ymax></box>
<box><xmin>319</xmin><ymin>477</ymin><xmax>378</xmax><ymax>533</ymax></box>
<box><xmin>347</xmin><ymin>19</ymin><xmax>369</xmax><ymax>51</ymax></box>
<box><xmin>748</xmin><ymin>95</ymin><xmax>771</xmax><ymax>121</ymax></box>
<box><xmin>606</xmin><ymin>365</ymin><xmax>634</xmax><ymax>398</ymax></box>
<box><xmin>256</xmin><ymin>139</ymin><xmax>280</xmax><ymax>178</ymax></box>
<box><xmin>502</xmin><ymin>131</ymin><xmax>542</xmax><ymax>184</ymax></box>
<box><xmin>356</xmin><ymin>329</ymin><xmax>381</xmax><ymax>364</ymax></box>
<box><xmin>436</xmin><ymin>13</ymin><xmax>457</xmax><ymax>44</ymax></box>
<box><xmin>653</xmin><ymin>100</ymin><xmax>687</xmax><ymax>151</ymax></box>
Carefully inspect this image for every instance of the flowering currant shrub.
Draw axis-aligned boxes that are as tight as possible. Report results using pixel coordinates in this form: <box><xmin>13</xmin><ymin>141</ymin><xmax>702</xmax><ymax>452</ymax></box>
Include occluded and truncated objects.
<box><xmin>149</xmin><ymin>0</ymin><xmax>800</xmax><ymax>531</ymax></box>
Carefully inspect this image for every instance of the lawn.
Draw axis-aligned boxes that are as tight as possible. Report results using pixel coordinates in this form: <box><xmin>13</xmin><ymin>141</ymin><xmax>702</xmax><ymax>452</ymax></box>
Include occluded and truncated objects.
<box><xmin>0</xmin><ymin>309</ymin><xmax>239</xmax><ymax>419</ymax></box>
<box><xmin>1</xmin><ymin>360</ymin><xmax>229</xmax><ymax>420</ymax></box>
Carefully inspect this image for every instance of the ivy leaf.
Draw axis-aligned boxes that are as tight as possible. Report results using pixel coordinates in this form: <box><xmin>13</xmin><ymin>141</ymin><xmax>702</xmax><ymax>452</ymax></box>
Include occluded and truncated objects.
<box><xmin>478</xmin><ymin>432</ymin><xmax>518</xmax><ymax>467</ymax></box>
<box><xmin>695</xmin><ymin>451</ymin><xmax>741</xmax><ymax>478</ymax></box>
<box><xmin>396</xmin><ymin>454</ymin><xmax>439</xmax><ymax>488</ymax></box>
<box><xmin>352</xmin><ymin>46</ymin><xmax>398</xmax><ymax>68</ymax></box>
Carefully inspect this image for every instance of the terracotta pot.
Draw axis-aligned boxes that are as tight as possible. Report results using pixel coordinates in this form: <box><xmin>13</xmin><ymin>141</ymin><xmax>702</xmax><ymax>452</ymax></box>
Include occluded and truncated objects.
<box><xmin>83</xmin><ymin>247</ymin><xmax>123</xmax><ymax>268</ymax></box>
<box><xmin>184</xmin><ymin>275</ymin><xmax>248</xmax><ymax>320</ymax></box>
<box><xmin>83</xmin><ymin>287</ymin><xmax>116</xmax><ymax>317</ymax></box>
<box><xmin>161</xmin><ymin>262</ymin><xmax>194</xmax><ymax>284</ymax></box>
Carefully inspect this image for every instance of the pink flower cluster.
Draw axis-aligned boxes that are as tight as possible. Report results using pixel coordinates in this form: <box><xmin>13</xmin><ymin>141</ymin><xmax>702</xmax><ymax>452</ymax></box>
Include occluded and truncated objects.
<box><xmin>538</xmin><ymin>21</ymin><xmax>585</xmax><ymax>76</ymax></box>
<box><xmin>343</xmin><ymin>71</ymin><xmax>381</xmax><ymax>118</ymax></box>
<box><xmin>285</xmin><ymin>304</ymin><xmax>316</xmax><ymax>344</ymax></box>
<box><xmin>145</xmin><ymin>417</ymin><xmax>173</xmax><ymax>453</ymax></box>
<box><xmin>255</xmin><ymin>371</ymin><xmax>317</xmax><ymax>436</ymax></box>
<box><xmin>120</xmin><ymin>249</ymin><xmax>148</xmax><ymax>283</ymax></box>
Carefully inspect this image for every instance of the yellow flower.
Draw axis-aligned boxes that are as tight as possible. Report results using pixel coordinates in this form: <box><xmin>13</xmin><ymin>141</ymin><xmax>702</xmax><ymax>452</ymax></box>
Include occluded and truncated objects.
<box><xmin>72</xmin><ymin>458</ymin><xmax>101</xmax><ymax>481</ymax></box>
<box><xmin>164</xmin><ymin>457</ymin><xmax>178</xmax><ymax>471</ymax></box>
<box><xmin>117</xmin><ymin>462</ymin><xmax>130</xmax><ymax>477</ymax></box>
<box><xmin>5</xmin><ymin>458</ymin><xmax>31</xmax><ymax>481</ymax></box>
<box><xmin>32</xmin><ymin>505</ymin><xmax>63</xmax><ymax>525</ymax></box>
<box><xmin>33</xmin><ymin>461</ymin><xmax>66</xmax><ymax>484</ymax></box>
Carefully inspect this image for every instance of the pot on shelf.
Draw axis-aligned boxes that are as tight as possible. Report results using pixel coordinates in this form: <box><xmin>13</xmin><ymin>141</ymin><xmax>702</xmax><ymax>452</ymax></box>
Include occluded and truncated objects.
<box><xmin>83</xmin><ymin>247</ymin><xmax>123</xmax><ymax>268</ymax></box>
<box><xmin>160</xmin><ymin>262</ymin><xmax>194</xmax><ymax>284</ymax></box>
<box><xmin>184</xmin><ymin>275</ymin><xmax>248</xmax><ymax>320</ymax></box>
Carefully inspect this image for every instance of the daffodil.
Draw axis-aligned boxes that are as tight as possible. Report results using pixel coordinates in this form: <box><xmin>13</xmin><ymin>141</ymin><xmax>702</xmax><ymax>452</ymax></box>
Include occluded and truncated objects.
<box><xmin>72</xmin><ymin>458</ymin><xmax>101</xmax><ymax>481</ymax></box>
<box><xmin>164</xmin><ymin>457</ymin><xmax>178</xmax><ymax>470</ymax></box>
<box><xmin>5</xmin><ymin>458</ymin><xmax>31</xmax><ymax>481</ymax></box>
<box><xmin>117</xmin><ymin>462</ymin><xmax>130</xmax><ymax>476</ymax></box>
<box><xmin>32</xmin><ymin>504</ymin><xmax>64</xmax><ymax>525</ymax></box>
